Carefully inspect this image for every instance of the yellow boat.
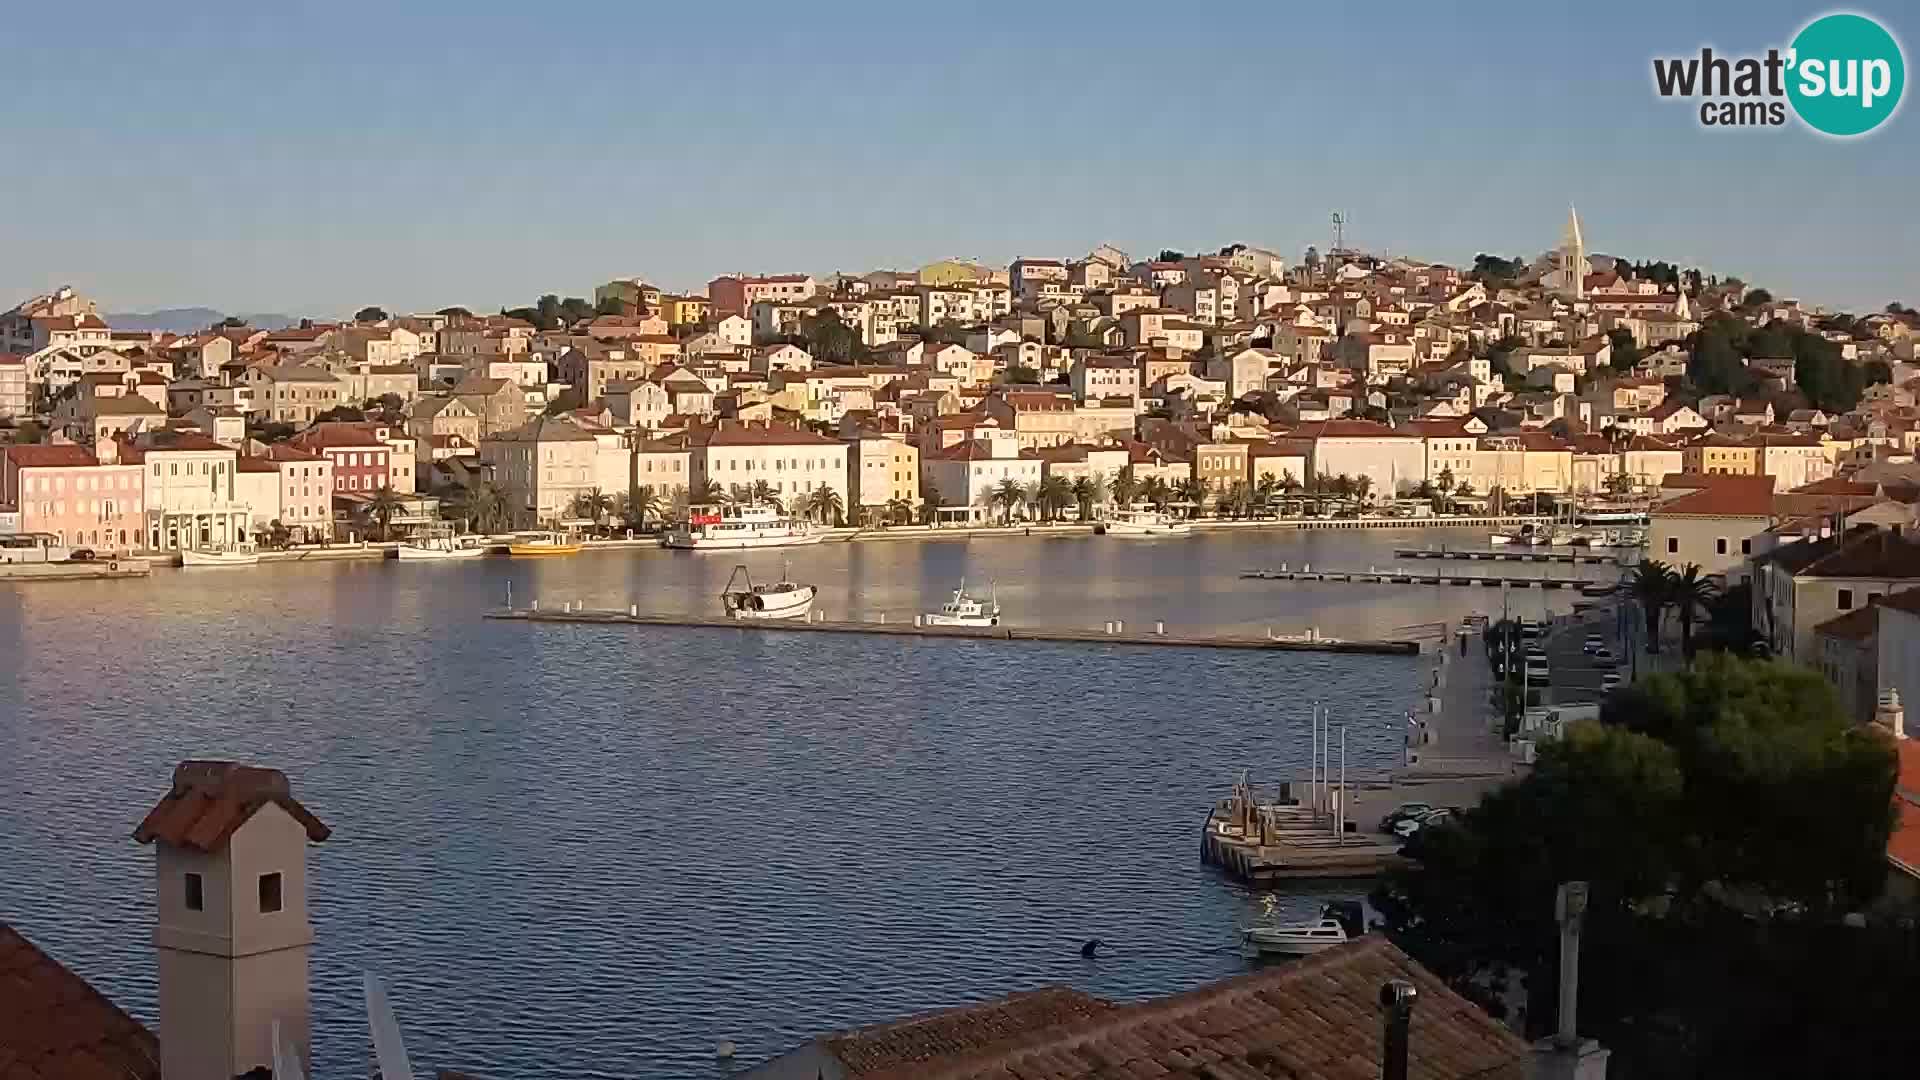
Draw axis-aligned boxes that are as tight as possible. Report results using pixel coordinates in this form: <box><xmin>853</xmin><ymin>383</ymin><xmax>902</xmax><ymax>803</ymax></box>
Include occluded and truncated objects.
<box><xmin>507</xmin><ymin>532</ymin><xmax>583</xmax><ymax>557</ymax></box>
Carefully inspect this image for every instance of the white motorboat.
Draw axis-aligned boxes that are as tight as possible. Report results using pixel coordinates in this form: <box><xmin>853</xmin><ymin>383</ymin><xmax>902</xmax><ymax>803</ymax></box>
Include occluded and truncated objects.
<box><xmin>719</xmin><ymin>563</ymin><xmax>817</xmax><ymax>620</ymax></box>
<box><xmin>663</xmin><ymin>504</ymin><xmax>822</xmax><ymax>550</ymax></box>
<box><xmin>1241</xmin><ymin>917</ymin><xmax>1349</xmax><ymax>958</ymax></box>
<box><xmin>1103</xmin><ymin>508</ymin><xmax>1192</xmax><ymax>537</ymax></box>
<box><xmin>397</xmin><ymin>532</ymin><xmax>489</xmax><ymax>561</ymax></box>
<box><xmin>181</xmin><ymin>543</ymin><xmax>260</xmax><ymax>567</ymax></box>
<box><xmin>924</xmin><ymin>579</ymin><xmax>1000</xmax><ymax>627</ymax></box>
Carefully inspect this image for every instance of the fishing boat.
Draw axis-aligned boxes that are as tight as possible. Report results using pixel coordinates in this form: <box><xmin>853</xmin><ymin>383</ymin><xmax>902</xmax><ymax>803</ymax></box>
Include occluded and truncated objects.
<box><xmin>1102</xmin><ymin>507</ymin><xmax>1192</xmax><ymax>537</ymax></box>
<box><xmin>1241</xmin><ymin>916</ymin><xmax>1349</xmax><ymax>959</ymax></box>
<box><xmin>924</xmin><ymin>579</ymin><xmax>1000</xmax><ymax>627</ymax></box>
<box><xmin>719</xmin><ymin>563</ymin><xmax>816</xmax><ymax>620</ymax></box>
<box><xmin>507</xmin><ymin>531</ymin><xmax>583</xmax><ymax>557</ymax></box>
<box><xmin>662</xmin><ymin>504</ymin><xmax>821</xmax><ymax>550</ymax></box>
<box><xmin>397</xmin><ymin>528</ymin><xmax>489</xmax><ymax>561</ymax></box>
<box><xmin>180</xmin><ymin>543</ymin><xmax>260</xmax><ymax>567</ymax></box>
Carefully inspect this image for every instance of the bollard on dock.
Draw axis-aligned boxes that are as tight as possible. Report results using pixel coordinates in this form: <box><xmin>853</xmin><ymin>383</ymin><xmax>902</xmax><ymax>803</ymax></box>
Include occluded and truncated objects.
<box><xmin>1156</xmin><ymin>620</ymin><xmax>1165</xmax><ymax>636</ymax></box>
<box><xmin>915</xmin><ymin>614</ymin><xmax>924</xmax><ymax>628</ymax></box>
<box><xmin>630</xmin><ymin>604</ymin><xmax>638</xmax><ymax>617</ymax></box>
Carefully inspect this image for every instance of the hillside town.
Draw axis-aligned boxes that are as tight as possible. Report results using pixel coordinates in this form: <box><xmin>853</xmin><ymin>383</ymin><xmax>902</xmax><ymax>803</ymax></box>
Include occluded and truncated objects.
<box><xmin>4</xmin><ymin>210</ymin><xmax>1920</xmax><ymax>555</ymax></box>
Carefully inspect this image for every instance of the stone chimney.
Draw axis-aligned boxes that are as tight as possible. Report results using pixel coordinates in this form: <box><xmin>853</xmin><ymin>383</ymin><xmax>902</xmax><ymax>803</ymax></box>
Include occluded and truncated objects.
<box><xmin>133</xmin><ymin>761</ymin><xmax>331</xmax><ymax>1080</ymax></box>
<box><xmin>1877</xmin><ymin>688</ymin><xmax>1907</xmax><ymax>740</ymax></box>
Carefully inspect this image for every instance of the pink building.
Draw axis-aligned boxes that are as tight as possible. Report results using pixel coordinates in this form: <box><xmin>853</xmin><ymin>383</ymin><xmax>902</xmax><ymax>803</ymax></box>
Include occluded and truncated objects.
<box><xmin>1</xmin><ymin>442</ymin><xmax>146</xmax><ymax>551</ymax></box>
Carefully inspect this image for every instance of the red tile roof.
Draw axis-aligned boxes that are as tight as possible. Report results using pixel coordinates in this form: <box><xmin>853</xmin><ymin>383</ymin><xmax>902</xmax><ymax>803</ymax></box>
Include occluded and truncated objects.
<box><xmin>1893</xmin><ymin>741</ymin><xmax>1920</xmax><ymax>877</ymax></box>
<box><xmin>1654</xmin><ymin>480</ymin><xmax>1778</xmax><ymax>518</ymax></box>
<box><xmin>688</xmin><ymin>419</ymin><xmax>839</xmax><ymax>447</ymax></box>
<box><xmin>6</xmin><ymin>445</ymin><xmax>98</xmax><ymax>468</ymax></box>
<box><xmin>853</xmin><ymin>937</ymin><xmax>1528</xmax><ymax>1080</ymax></box>
<box><xmin>820</xmin><ymin>989</ymin><xmax>1114</xmax><ymax>1078</ymax></box>
<box><xmin>0</xmin><ymin>924</ymin><xmax>159</xmax><ymax>1080</ymax></box>
<box><xmin>133</xmin><ymin>761</ymin><xmax>330</xmax><ymax>854</ymax></box>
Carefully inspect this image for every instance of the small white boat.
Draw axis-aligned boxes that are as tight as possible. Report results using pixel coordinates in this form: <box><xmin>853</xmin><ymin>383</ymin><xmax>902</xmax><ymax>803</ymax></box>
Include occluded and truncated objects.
<box><xmin>397</xmin><ymin>531</ymin><xmax>489</xmax><ymax>561</ymax></box>
<box><xmin>720</xmin><ymin>563</ymin><xmax>817</xmax><ymax>620</ymax></box>
<box><xmin>664</xmin><ymin>504</ymin><xmax>822</xmax><ymax>550</ymax></box>
<box><xmin>181</xmin><ymin>543</ymin><xmax>260</xmax><ymax>567</ymax></box>
<box><xmin>924</xmin><ymin>579</ymin><xmax>1000</xmax><ymax>627</ymax></box>
<box><xmin>1241</xmin><ymin>917</ymin><xmax>1349</xmax><ymax>958</ymax></box>
<box><xmin>1103</xmin><ymin>508</ymin><xmax>1192</xmax><ymax>537</ymax></box>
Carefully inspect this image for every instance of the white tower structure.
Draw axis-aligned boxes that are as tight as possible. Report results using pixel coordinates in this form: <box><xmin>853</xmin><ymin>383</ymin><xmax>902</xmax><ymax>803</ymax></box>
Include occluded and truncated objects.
<box><xmin>1556</xmin><ymin>206</ymin><xmax>1587</xmax><ymax>301</ymax></box>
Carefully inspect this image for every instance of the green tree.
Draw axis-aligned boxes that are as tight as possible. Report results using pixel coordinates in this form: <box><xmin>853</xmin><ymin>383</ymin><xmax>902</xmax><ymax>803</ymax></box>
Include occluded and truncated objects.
<box><xmin>992</xmin><ymin>478</ymin><xmax>1025</xmax><ymax>524</ymax></box>
<box><xmin>1468</xmin><ymin>253</ymin><xmax>1523</xmax><ymax>286</ymax></box>
<box><xmin>1035</xmin><ymin>474</ymin><xmax>1072</xmax><ymax>522</ymax></box>
<box><xmin>266</xmin><ymin>519</ymin><xmax>293</xmax><ymax>550</ymax></box>
<box><xmin>1141</xmin><ymin>476</ymin><xmax>1173</xmax><ymax>511</ymax></box>
<box><xmin>1155</xmin><ymin>249</ymin><xmax>1186</xmax><ymax>262</ymax></box>
<box><xmin>436</xmin><ymin>306</ymin><xmax>474</xmax><ymax>319</ymax></box>
<box><xmin>799</xmin><ymin>309</ymin><xmax>868</xmax><ymax>364</ymax></box>
<box><xmin>367</xmin><ymin>485</ymin><xmax>405</xmax><ymax>541</ymax></box>
<box><xmin>1740</xmin><ymin>287</ymin><xmax>1774</xmax><ymax>309</ymax></box>
<box><xmin>622</xmin><ymin>484</ymin><xmax>663</xmax><ymax>531</ymax></box>
<box><xmin>693</xmin><ymin>479</ymin><xmax>725</xmax><ymax>505</ymax></box>
<box><xmin>1605</xmin><ymin>327</ymin><xmax>1642</xmax><ymax>371</ymax></box>
<box><xmin>444</xmin><ymin>479</ymin><xmax>508</xmax><ymax>533</ymax></box>
<box><xmin>1004</xmin><ymin>365</ymin><xmax>1041</xmax><ymax>385</ymax></box>
<box><xmin>748</xmin><ymin>479</ymin><xmax>782</xmax><ymax>510</ymax></box>
<box><xmin>917</xmin><ymin>481</ymin><xmax>941</xmax><ymax>525</ymax></box>
<box><xmin>1668</xmin><ymin>563</ymin><xmax>1718</xmax><ymax>659</ymax></box>
<box><xmin>1069</xmin><ymin>476</ymin><xmax>1094</xmax><ymax>520</ymax></box>
<box><xmin>1175</xmin><ymin>477</ymin><xmax>1209</xmax><ymax>518</ymax></box>
<box><xmin>1110</xmin><ymin>466</ymin><xmax>1139</xmax><ymax>508</ymax></box>
<box><xmin>354</xmin><ymin>306</ymin><xmax>389</xmax><ymax>323</ymax></box>
<box><xmin>1630</xmin><ymin>559</ymin><xmax>1675</xmax><ymax>653</ymax></box>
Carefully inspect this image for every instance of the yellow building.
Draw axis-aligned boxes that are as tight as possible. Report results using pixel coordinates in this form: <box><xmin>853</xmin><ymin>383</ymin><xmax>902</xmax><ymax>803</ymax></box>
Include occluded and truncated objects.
<box><xmin>1682</xmin><ymin>436</ymin><xmax>1760</xmax><ymax>476</ymax></box>
<box><xmin>657</xmin><ymin>294</ymin><xmax>712</xmax><ymax>326</ymax></box>
<box><xmin>917</xmin><ymin>259</ymin><xmax>990</xmax><ymax>287</ymax></box>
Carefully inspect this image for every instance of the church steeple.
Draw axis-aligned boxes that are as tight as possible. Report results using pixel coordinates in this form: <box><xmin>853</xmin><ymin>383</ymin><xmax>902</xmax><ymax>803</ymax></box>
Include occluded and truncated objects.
<box><xmin>1558</xmin><ymin>205</ymin><xmax>1586</xmax><ymax>301</ymax></box>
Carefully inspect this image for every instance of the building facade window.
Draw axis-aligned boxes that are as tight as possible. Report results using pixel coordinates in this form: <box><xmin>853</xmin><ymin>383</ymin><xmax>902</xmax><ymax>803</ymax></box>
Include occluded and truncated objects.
<box><xmin>258</xmin><ymin>872</ymin><xmax>283</xmax><ymax>914</ymax></box>
<box><xmin>184</xmin><ymin>872</ymin><xmax>204</xmax><ymax>911</ymax></box>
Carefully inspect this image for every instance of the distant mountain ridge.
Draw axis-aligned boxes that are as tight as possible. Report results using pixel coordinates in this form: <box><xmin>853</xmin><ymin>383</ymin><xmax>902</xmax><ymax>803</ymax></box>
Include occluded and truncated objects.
<box><xmin>104</xmin><ymin>308</ymin><xmax>305</xmax><ymax>334</ymax></box>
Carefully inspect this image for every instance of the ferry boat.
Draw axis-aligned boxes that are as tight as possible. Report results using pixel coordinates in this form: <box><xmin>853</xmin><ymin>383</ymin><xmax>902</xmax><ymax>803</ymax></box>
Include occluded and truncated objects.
<box><xmin>397</xmin><ymin>530</ymin><xmax>489</xmax><ymax>561</ymax></box>
<box><xmin>181</xmin><ymin>543</ymin><xmax>260</xmax><ymax>567</ymax></box>
<box><xmin>719</xmin><ymin>563</ymin><xmax>816</xmax><ymax>620</ymax></box>
<box><xmin>1102</xmin><ymin>508</ymin><xmax>1192</xmax><ymax>537</ymax></box>
<box><xmin>662</xmin><ymin>504</ymin><xmax>822</xmax><ymax>550</ymax></box>
<box><xmin>924</xmin><ymin>579</ymin><xmax>1000</xmax><ymax>627</ymax></box>
<box><xmin>507</xmin><ymin>531</ymin><xmax>583</xmax><ymax>557</ymax></box>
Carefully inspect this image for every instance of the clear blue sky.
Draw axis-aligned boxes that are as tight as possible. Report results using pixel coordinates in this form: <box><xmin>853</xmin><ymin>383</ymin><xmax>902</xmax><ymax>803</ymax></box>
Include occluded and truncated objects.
<box><xmin>3</xmin><ymin>1</ymin><xmax>1912</xmax><ymax>317</ymax></box>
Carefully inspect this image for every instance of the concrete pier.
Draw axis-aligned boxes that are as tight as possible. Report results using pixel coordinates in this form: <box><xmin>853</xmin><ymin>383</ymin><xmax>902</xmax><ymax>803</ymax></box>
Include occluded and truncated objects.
<box><xmin>1392</xmin><ymin>547</ymin><xmax>1619</xmax><ymax>565</ymax></box>
<box><xmin>1241</xmin><ymin>567</ymin><xmax>1592</xmax><ymax>588</ymax></box>
<box><xmin>1201</xmin><ymin>797</ymin><xmax>1411</xmax><ymax>882</ymax></box>
<box><xmin>0</xmin><ymin>558</ymin><xmax>152</xmax><ymax>582</ymax></box>
<box><xmin>484</xmin><ymin>607</ymin><xmax>1422</xmax><ymax>655</ymax></box>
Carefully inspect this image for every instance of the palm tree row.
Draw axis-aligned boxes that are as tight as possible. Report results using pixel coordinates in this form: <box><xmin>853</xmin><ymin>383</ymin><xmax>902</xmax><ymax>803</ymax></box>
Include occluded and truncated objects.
<box><xmin>1629</xmin><ymin>558</ymin><xmax>1719</xmax><ymax>656</ymax></box>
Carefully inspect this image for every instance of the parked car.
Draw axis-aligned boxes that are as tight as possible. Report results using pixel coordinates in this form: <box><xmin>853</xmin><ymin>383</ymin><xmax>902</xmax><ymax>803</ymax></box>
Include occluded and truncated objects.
<box><xmin>1378</xmin><ymin>802</ymin><xmax>1435</xmax><ymax>832</ymax></box>
<box><xmin>1582</xmin><ymin>634</ymin><xmax>1604</xmax><ymax>654</ymax></box>
<box><xmin>1394</xmin><ymin>808</ymin><xmax>1455</xmax><ymax>838</ymax></box>
<box><xmin>67</xmin><ymin>548</ymin><xmax>97</xmax><ymax>562</ymax></box>
<box><xmin>1601</xmin><ymin>672</ymin><xmax>1624</xmax><ymax>691</ymax></box>
<box><xmin>1593</xmin><ymin>645</ymin><xmax>1614</xmax><ymax>662</ymax></box>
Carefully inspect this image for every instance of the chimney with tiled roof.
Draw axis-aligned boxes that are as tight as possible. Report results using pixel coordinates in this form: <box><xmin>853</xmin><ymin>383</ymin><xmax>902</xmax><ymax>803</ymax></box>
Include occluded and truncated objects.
<box><xmin>134</xmin><ymin>761</ymin><xmax>331</xmax><ymax>1080</ymax></box>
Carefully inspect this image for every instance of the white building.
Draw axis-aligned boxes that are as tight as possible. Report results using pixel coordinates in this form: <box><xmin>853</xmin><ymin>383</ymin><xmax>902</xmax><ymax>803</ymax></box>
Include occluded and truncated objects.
<box><xmin>685</xmin><ymin>420</ymin><xmax>850</xmax><ymax>519</ymax></box>
<box><xmin>920</xmin><ymin>430</ymin><xmax>1043</xmax><ymax>522</ymax></box>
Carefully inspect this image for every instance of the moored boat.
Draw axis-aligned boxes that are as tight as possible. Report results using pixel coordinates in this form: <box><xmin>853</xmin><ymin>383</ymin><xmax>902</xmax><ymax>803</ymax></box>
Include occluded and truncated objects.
<box><xmin>719</xmin><ymin>563</ymin><xmax>816</xmax><ymax>619</ymax></box>
<box><xmin>507</xmin><ymin>531</ymin><xmax>583</xmax><ymax>557</ymax></box>
<box><xmin>663</xmin><ymin>504</ymin><xmax>821</xmax><ymax>550</ymax></box>
<box><xmin>1102</xmin><ymin>508</ymin><xmax>1192</xmax><ymax>537</ymax></box>
<box><xmin>1241</xmin><ymin>917</ymin><xmax>1349</xmax><ymax>958</ymax></box>
<box><xmin>924</xmin><ymin>579</ymin><xmax>1000</xmax><ymax>627</ymax></box>
<box><xmin>181</xmin><ymin>543</ymin><xmax>260</xmax><ymax>567</ymax></box>
<box><xmin>397</xmin><ymin>529</ymin><xmax>490</xmax><ymax>561</ymax></box>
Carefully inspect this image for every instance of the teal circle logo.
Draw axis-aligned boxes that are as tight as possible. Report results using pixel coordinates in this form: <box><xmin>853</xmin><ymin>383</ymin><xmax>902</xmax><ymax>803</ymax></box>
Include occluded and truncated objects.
<box><xmin>1788</xmin><ymin>13</ymin><xmax>1905</xmax><ymax>136</ymax></box>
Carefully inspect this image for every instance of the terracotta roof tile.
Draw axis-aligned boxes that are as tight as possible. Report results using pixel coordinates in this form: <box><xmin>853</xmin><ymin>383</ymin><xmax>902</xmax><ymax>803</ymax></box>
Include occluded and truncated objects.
<box><xmin>1892</xmin><ymin>742</ymin><xmax>1920</xmax><ymax>876</ymax></box>
<box><xmin>844</xmin><ymin>938</ymin><xmax>1525</xmax><ymax>1080</ymax></box>
<box><xmin>0</xmin><ymin>924</ymin><xmax>159</xmax><ymax>1080</ymax></box>
<box><xmin>133</xmin><ymin>760</ymin><xmax>330</xmax><ymax>853</ymax></box>
<box><xmin>5</xmin><ymin>445</ymin><xmax>98</xmax><ymax>469</ymax></box>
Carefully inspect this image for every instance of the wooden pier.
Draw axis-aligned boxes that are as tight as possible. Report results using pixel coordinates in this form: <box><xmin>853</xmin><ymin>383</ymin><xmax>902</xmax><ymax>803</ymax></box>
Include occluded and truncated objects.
<box><xmin>1201</xmin><ymin>784</ymin><xmax>1410</xmax><ymax>882</ymax></box>
<box><xmin>1240</xmin><ymin>567</ymin><xmax>1592</xmax><ymax>589</ymax></box>
<box><xmin>1392</xmin><ymin>547</ymin><xmax>1619</xmax><ymax>565</ymax></box>
<box><xmin>484</xmin><ymin>606</ymin><xmax>1421</xmax><ymax>655</ymax></box>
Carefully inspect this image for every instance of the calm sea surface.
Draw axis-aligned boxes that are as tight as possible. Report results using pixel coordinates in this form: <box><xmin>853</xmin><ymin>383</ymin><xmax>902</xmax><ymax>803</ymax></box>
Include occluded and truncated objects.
<box><xmin>0</xmin><ymin>527</ymin><xmax>1612</xmax><ymax>1078</ymax></box>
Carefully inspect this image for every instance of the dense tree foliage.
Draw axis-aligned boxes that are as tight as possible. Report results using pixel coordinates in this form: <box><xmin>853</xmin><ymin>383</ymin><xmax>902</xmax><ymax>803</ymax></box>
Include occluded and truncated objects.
<box><xmin>1604</xmin><ymin>327</ymin><xmax>1641</xmax><ymax>371</ymax></box>
<box><xmin>1375</xmin><ymin>654</ymin><xmax>1904</xmax><ymax>1075</ymax></box>
<box><xmin>1685</xmin><ymin>315</ymin><xmax>1884</xmax><ymax>410</ymax></box>
<box><xmin>797</xmin><ymin>309</ymin><xmax>867</xmax><ymax>364</ymax></box>
<box><xmin>1469</xmin><ymin>254</ymin><xmax>1524</xmax><ymax>285</ymax></box>
<box><xmin>354</xmin><ymin>306</ymin><xmax>389</xmax><ymax>323</ymax></box>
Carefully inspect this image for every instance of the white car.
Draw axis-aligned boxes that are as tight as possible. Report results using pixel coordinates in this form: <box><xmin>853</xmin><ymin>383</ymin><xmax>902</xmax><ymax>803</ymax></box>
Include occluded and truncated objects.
<box><xmin>1601</xmin><ymin>672</ymin><xmax>1624</xmax><ymax>690</ymax></box>
<box><xmin>1394</xmin><ymin>808</ymin><xmax>1453</xmax><ymax>838</ymax></box>
<box><xmin>1583</xmin><ymin>634</ymin><xmax>1604</xmax><ymax>654</ymax></box>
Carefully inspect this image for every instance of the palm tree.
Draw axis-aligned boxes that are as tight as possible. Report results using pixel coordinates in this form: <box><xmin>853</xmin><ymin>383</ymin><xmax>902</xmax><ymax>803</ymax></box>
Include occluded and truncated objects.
<box><xmin>452</xmin><ymin>479</ymin><xmax>509</xmax><ymax>534</ymax></box>
<box><xmin>1254</xmin><ymin>473</ymin><xmax>1281</xmax><ymax>516</ymax></box>
<box><xmin>368</xmin><ymin>485</ymin><xmax>405</xmax><ymax>541</ymax></box>
<box><xmin>1436</xmin><ymin>467</ymin><xmax>1456</xmax><ymax>512</ymax></box>
<box><xmin>1670</xmin><ymin>562</ymin><xmax>1719</xmax><ymax>659</ymax></box>
<box><xmin>1088</xmin><ymin>471</ymin><xmax>1108</xmax><ymax>512</ymax></box>
<box><xmin>623</xmin><ymin>484</ymin><xmax>664</xmax><ymax>532</ymax></box>
<box><xmin>582</xmin><ymin>487</ymin><xmax>614</xmax><ymax>532</ymax></box>
<box><xmin>1352</xmin><ymin>474</ymin><xmax>1374</xmax><ymax>505</ymax></box>
<box><xmin>693</xmin><ymin>478</ymin><xmax>724</xmax><ymax>506</ymax></box>
<box><xmin>1111</xmin><ymin>466</ymin><xmax>1139</xmax><ymax>509</ymax></box>
<box><xmin>993</xmin><ymin>478</ymin><xmax>1025</xmax><ymax>524</ymax></box>
<box><xmin>1037</xmin><ymin>474</ymin><xmax>1073</xmax><ymax>522</ymax></box>
<box><xmin>1629</xmin><ymin>559</ymin><xmax>1677</xmax><ymax>654</ymax></box>
<box><xmin>1069</xmin><ymin>476</ymin><xmax>1094</xmax><ymax>521</ymax></box>
<box><xmin>749</xmin><ymin>479</ymin><xmax>781</xmax><ymax>510</ymax></box>
<box><xmin>1176</xmin><ymin>477</ymin><xmax>1209</xmax><ymax>518</ymax></box>
<box><xmin>883</xmin><ymin>496</ymin><xmax>913</xmax><ymax>526</ymax></box>
<box><xmin>1142</xmin><ymin>476</ymin><xmax>1173</xmax><ymax>511</ymax></box>
<box><xmin>808</xmin><ymin>484</ymin><xmax>844</xmax><ymax>526</ymax></box>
